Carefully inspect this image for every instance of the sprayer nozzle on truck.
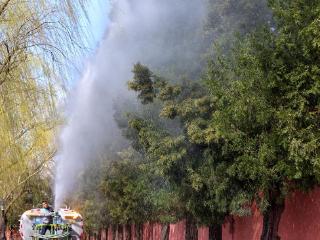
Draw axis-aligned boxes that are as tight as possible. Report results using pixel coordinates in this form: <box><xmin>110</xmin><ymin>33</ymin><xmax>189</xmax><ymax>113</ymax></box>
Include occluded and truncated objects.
<box><xmin>19</xmin><ymin>207</ymin><xmax>83</xmax><ymax>240</ymax></box>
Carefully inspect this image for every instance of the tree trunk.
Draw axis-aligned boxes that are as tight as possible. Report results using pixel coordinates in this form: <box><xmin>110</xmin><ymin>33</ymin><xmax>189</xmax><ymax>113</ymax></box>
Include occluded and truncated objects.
<box><xmin>0</xmin><ymin>210</ymin><xmax>6</xmax><ymax>240</ymax></box>
<box><xmin>136</xmin><ymin>224</ymin><xmax>143</xmax><ymax>240</ymax></box>
<box><xmin>161</xmin><ymin>224</ymin><xmax>169</xmax><ymax>240</ymax></box>
<box><xmin>118</xmin><ymin>225</ymin><xmax>123</xmax><ymax>240</ymax></box>
<box><xmin>112</xmin><ymin>225</ymin><xmax>117</xmax><ymax>240</ymax></box>
<box><xmin>124</xmin><ymin>224</ymin><xmax>131</xmax><ymax>240</ymax></box>
<box><xmin>146</xmin><ymin>223</ymin><xmax>152</xmax><ymax>240</ymax></box>
<box><xmin>209</xmin><ymin>224</ymin><xmax>222</xmax><ymax>240</ymax></box>
<box><xmin>185</xmin><ymin>217</ymin><xmax>197</xmax><ymax>240</ymax></box>
<box><xmin>260</xmin><ymin>191</ymin><xmax>285</xmax><ymax>240</ymax></box>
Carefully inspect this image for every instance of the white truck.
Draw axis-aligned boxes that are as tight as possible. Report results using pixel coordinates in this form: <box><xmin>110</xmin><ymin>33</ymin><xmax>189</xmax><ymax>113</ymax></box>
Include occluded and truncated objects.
<box><xmin>19</xmin><ymin>208</ymin><xmax>83</xmax><ymax>240</ymax></box>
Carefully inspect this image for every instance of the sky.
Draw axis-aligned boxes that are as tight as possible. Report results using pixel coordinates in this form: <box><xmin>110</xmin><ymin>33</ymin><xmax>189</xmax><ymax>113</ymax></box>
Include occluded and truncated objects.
<box><xmin>86</xmin><ymin>0</ymin><xmax>110</xmax><ymax>52</ymax></box>
<box><xmin>69</xmin><ymin>0</ymin><xmax>110</xmax><ymax>85</ymax></box>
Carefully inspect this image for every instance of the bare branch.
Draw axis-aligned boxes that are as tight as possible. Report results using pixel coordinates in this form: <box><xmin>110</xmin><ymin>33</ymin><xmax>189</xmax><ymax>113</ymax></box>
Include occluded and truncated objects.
<box><xmin>0</xmin><ymin>0</ymin><xmax>12</xmax><ymax>17</ymax></box>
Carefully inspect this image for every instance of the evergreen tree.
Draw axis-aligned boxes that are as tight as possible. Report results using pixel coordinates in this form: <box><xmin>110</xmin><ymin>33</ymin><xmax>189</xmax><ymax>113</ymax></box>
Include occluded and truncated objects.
<box><xmin>205</xmin><ymin>0</ymin><xmax>320</xmax><ymax>238</ymax></box>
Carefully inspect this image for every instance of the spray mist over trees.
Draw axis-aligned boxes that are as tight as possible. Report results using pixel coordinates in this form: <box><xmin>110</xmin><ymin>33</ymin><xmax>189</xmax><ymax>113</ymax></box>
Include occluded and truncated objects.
<box><xmin>53</xmin><ymin>0</ymin><xmax>320</xmax><ymax>239</ymax></box>
<box><xmin>54</xmin><ymin>0</ymin><xmax>208</xmax><ymax>208</ymax></box>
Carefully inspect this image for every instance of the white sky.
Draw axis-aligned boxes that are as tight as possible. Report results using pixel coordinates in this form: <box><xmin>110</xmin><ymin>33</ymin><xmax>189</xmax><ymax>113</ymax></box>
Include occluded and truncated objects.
<box><xmin>69</xmin><ymin>0</ymin><xmax>110</xmax><ymax>86</ymax></box>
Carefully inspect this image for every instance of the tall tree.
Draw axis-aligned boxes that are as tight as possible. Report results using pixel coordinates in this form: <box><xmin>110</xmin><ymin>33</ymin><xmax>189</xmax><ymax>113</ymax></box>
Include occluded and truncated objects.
<box><xmin>127</xmin><ymin>63</ymin><xmax>232</xmax><ymax>239</ymax></box>
<box><xmin>205</xmin><ymin>0</ymin><xmax>320</xmax><ymax>238</ymax></box>
<box><xmin>0</xmin><ymin>0</ymin><xmax>90</xmax><ymax>233</ymax></box>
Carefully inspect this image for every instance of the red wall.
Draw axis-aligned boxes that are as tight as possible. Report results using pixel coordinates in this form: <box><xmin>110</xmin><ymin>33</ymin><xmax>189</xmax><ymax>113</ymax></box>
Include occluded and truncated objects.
<box><xmin>279</xmin><ymin>188</ymin><xmax>320</xmax><ymax>240</ymax></box>
<box><xmin>96</xmin><ymin>188</ymin><xmax>320</xmax><ymax>240</ymax></box>
<box><xmin>169</xmin><ymin>220</ymin><xmax>185</xmax><ymax>240</ymax></box>
<box><xmin>222</xmin><ymin>204</ymin><xmax>262</xmax><ymax>240</ymax></box>
<box><xmin>103</xmin><ymin>221</ymin><xmax>209</xmax><ymax>240</ymax></box>
<box><xmin>223</xmin><ymin>187</ymin><xmax>320</xmax><ymax>240</ymax></box>
<box><xmin>168</xmin><ymin>221</ymin><xmax>209</xmax><ymax>240</ymax></box>
<box><xmin>142</xmin><ymin>223</ymin><xmax>162</xmax><ymax>240</ymax></box>
<box><xmin>101</xmin><ymin>229</ymin><xmax>107</xmax><ymax>240</ymax></box>
<box><xmin>9</xmin><ymin>189</ymin><xmax>320</xmax><ymax>240</ymax></box>
<box><xmin>107</xmin><ymin>228</ymin><xmax>112</xmax><ymax>240</ymax></box>
<box><xmin>152</xmin><ymin>223</ymin><xmax>162</xmax><ymax>239</ymax></box>
<box><xmin>198</xmin><ymin>227</ymin><xmax>209</xmax><ymax>240</ymax></box>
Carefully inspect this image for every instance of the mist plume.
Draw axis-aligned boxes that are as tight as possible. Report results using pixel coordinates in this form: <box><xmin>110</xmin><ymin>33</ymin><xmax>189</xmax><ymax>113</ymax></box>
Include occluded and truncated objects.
<box><xmin>54</xmin><ymin>0</ymin><xmax>207</xmax><ymax>208</ymax></box>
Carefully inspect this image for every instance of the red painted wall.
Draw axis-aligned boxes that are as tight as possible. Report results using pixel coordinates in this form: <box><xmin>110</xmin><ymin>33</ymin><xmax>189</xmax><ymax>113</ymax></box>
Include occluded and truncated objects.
<box><xmin>278</xmin><ymin>188</ymin><xmax>320</xmax><ymax>240</ymax></box>
<box><xmin>101</xmin><ymin>188</ymin><xmax>320</xmax><ymax>240</ymax></box>
<box><xmin>198</xmin><ymin>227</ymin><xmax>209</xmax><ymax>240</ymax></box>
<box><xmin>105</xmin><ymin>223</ymin><xmax>163</xmax><ymax>240</ymax></box>
<box><xmin>143</xmin><ymin>223</ymin><xmax>153</xmax><ymax>240</ymax></box>
<box><xmin>152</xmin><ymin>223</ymin><xmax>162</xmax><ymax>240</ymax></box>
<box><xmin>107</xmin><ymin>227</ymin><xmax>112</xmax><ymax>240</ymax></box>
<box><xmin>169</xmin><ymin>220</ymin><xmax>185</xmax><ymax>240</ymax></box>
<box><xmin>223</xmin><ymin>187</ymin><xmax>320</xmax><ymax>240</ymax></box>
<box><xmin>101</xmin><ymin>229</ymin><xmax>107</xmax><ymax>240</ymax></box>
<box><xmin>222</xmin><ymin>204</ymin><xmax>262</xmax><ymax>240</ymax></box>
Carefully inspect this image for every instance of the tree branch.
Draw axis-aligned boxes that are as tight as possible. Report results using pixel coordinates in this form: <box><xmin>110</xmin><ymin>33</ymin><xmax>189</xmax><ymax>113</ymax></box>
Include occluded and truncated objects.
<box><xmin>0</xmin><ymin>0</ymin><xmax>12</xmax><ymax>17</ymax></box>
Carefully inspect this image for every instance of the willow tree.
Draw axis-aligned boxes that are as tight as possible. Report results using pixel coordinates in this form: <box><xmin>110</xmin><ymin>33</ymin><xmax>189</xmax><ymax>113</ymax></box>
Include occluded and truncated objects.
<box><xmin>0</xmin><ymin>0</ymin><xmax>90</xmax><ymax>231</ymax></box>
